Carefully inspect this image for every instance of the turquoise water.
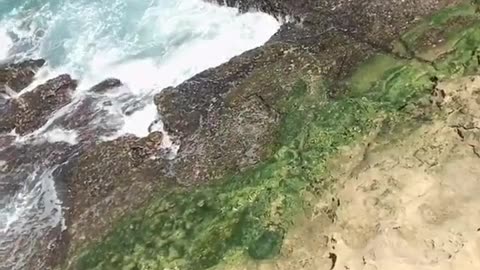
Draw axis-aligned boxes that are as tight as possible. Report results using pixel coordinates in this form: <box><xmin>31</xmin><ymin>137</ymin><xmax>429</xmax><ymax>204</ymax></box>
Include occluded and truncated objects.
<box><xmin>0</xmin><ymin>1</ymin><xmax>279</xmax><ymax>269</ymax></box>
<box><xmin>0</xmin><ymin>0</ymin><xmax>278</xmax><ymax>89</ymax></box>
<box><xmin>0</xmin><ymin>0</ymin><xmax>279</xmax><ymax>136</ymax></box>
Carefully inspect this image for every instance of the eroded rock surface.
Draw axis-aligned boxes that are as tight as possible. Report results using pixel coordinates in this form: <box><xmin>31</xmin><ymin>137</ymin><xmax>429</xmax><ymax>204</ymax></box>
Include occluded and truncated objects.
<box><xmin>89</xmin><ymin>78</ymin><xmax>122</xmax><ymax>93</ymax></box>
<box><xmin>0</xmin><ymin>59</ymin><xmax>45</xmax><ymax>93</ymax></box>
<box><xmin>60</xmin><ymin>132</ymin><xmax>172</xmax><ymax>258</ymax></box>
<box><xmin>0</xmin><ymin>74</ymin><xmax>77</xmax><ymax>135</ymax></box>
<box><xmin>14</xmin><ymin>74</ymin><xmax>77</xmax><ymax>135</ymax></box>
<box><xmin>3</xmin><ymin>1</ymin><xmax>478</xmax><ymax>270</ymax></box>
<box><xmin>154</xmin><ymin>0</ymin><xmax>463</xmax><ymax>186</ymax></box>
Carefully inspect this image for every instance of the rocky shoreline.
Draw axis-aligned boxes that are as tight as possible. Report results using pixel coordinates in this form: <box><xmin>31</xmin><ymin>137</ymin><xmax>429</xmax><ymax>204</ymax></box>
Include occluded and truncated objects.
<box><xmin>1</xmin><ymin>0</ymin><xmax>479</xmax><ymax>269</ymax></box>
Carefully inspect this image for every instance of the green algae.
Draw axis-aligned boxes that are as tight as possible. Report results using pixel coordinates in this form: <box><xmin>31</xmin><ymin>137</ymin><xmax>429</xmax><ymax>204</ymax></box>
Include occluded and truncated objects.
<box><xmin>434</xmin><ymin>25</ymin><xmax>480</xmax><ymax>76</ymax></box>
<box><xmin>396</xmin><ymin>3</ymin><xmax>480</xmax><ymax>64</ymax></box>
<box><xmin>74</xmin><ymin>68</ymin><xmax>435</xmax><ymax>270</ymax></box>
<box><xmin>424</xmin><ymin>3</ymin><xmax>474</xmax><ymax>27</ymax></box>
<box><xmin>401</xmin><ymin>4</ymin><xmax>478</xmax><ymax>46</ymax></box>
<box><xmin>347</xmin><ymin>54</ymin><xmax>404</xmax><ymax>95</ymax></box>
<box><xmin>74</xmin><ymin>5</ymin><xmax>480</xmax><ymax>270</ymax></box>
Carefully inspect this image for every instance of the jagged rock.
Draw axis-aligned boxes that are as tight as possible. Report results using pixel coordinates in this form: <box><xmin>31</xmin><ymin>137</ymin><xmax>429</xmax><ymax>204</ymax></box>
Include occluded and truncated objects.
<box><xmin>50</xmin><ymin>96</ymin><xmax>119</xmax><ymax>141</ymax></box>
<box><xmin>209</xmin><ymin>0</ymin><xmax>464</xmax><ymax>46</ymax></box>
<box><xmin>89</xmin><ymin>78</ymin><xmax>122</xmax><ymax>93</ymax></box>
<box><xmin>14</xmin><ymin>74</ymin><xmax>77</xmax><ymax>135</ymax></box>
<box><xmin>0</xmin><ymin>59</ymin><xmax>47</xmax><ymax>133</ymax></box>
<box><xmin>0</xmin><ymin>59</ymin><xmax>45</xmax><ymax>92</ymax></box>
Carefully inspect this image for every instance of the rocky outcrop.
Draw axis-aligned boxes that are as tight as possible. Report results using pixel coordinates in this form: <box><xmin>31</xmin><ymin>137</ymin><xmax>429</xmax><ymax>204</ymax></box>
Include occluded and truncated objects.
<box><xmin>208</xmin><ymin>0</ymin><xmax>463</xmax><ymax>45</ymax></box>
<box><xmin>0</xmin><ymin>59</ymin><xmax>46</xmax><ymax>133</ymax></box>
<box><xmin>89</xmin><ymin>78</ymin><xmax>122</xmax><ymax>93</ymax></box>
<box><xmin>0</xmin><ymin>74</ymin><xmax>77</xmax><ymax>135</ymax></box>
<box><xmin>154</xmin><ymin>0</ymin><xmax>463</xmax><ymax>186</ymax></box>
<box><xmin>0</xmin><ymin>67</ymin><xmax>120</xmax><ymax>270</ymax></box>
<box><xmin>1</xmin><ymin>1</ymin><xmax>477</xmax><ymax>269</ymax></box>
<box><xmin>0</xmin><ymin>72</ymin><xmax>82</xmax><ymax>269</ymax></box>
<box><xmin>0</xmin><ymin>59</ymin><xmax>45</xmax><ymax>93</ymax></box>
<box><xmin>14</xmin><ymin>74</ymin><xmax>77</xmax><ymax>135</ymax></box>
<box><xmin>69</xmin><ymin>1</ymin><xmax>480</xmax><ymax>270</ymax></box>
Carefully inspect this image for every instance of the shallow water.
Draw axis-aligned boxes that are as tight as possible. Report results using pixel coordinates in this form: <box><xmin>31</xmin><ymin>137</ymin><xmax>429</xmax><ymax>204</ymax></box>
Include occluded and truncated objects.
<box><xmin>0</xmin><ymin>0</ymin><xmax>279</xmax><ymax>268</ymax></box>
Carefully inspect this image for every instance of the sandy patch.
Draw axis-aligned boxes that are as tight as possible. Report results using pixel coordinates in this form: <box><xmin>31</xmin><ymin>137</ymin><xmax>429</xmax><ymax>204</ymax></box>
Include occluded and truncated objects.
<box><xmin>244</xmin><ymin>76</ymin><xmax>480</xmax><ymax>270</ymax></box>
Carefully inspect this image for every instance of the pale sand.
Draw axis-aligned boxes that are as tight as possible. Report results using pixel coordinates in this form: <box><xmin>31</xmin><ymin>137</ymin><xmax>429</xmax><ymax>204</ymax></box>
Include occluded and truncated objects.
<box><xmin>240</xmin><ymin>76</ymin><xmax>480</xmax><ymax>270</ymax></box>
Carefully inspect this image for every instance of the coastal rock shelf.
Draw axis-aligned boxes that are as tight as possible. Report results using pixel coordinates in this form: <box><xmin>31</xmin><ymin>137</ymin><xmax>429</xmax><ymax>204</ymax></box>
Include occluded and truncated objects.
<box><xmin>2</xmin><ymin>0</ymin><xmax>480</xmax><ymax>269</ymax></box>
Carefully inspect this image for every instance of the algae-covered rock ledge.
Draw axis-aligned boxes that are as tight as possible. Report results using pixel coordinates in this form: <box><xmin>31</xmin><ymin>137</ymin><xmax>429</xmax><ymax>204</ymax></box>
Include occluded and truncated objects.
<box><xmin>63</xmin><ymin>1</ymin><xmax>480</xmax><ymax>269</ymax></box>
<box><xmin>2</xmin><ymin>0</ymin><xmax>474</xmax><ymax>269</ymax></box>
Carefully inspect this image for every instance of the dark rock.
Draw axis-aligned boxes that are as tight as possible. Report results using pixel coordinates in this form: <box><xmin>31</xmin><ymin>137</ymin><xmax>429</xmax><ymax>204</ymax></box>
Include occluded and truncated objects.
<box><xmin>0</xmin><ymin>181</ymin><xmax>23</xmax><ymax>198</ymax></box>
<box><xmin>52</xmin><ymin>98</ymin><xmax>99</xmax><ymax>130</ymax></box>
<box><xmin>23</xmin><ymin>225</ymin><xmax>70</xmax><ymax>270</ymax></box>
<box><xmin>50</xmin><ymin>96</ymin><xmax>119</xmax><ymax>141</ymax></box>
<box><xmin>0</xmin><ymin>59</ymin><xmax>45</xmax><ymax>92</ymax></box>
<box><xmin>0</xmin><ymin>59</ymin><xmax>47</xmax><ymax>132</ymax></box>
<box><xmin>0</xmin><ymin>160</ymin><xmax>25</xmax><ymax>200</ymax></box>
<box><xmin>0</xmin><ymin>99</ymin><xmax>17</xmax><ymax>133</ymax></box>
<box><xmin>89</xmin><ymin>78</ymin><xmax>122</xmax><ymax>93</ymax></box>
<box><xmin>0</xmin><ymin>142</ymin><xmax>77</xmax><ymax>174</ymax></box>
<box><xmin>66</xmin><ymin>131</ymin><xmax>170</xmax><ymax>253</ymax></box>
<box><xmin>14</xmin><ymin>74</ymin><xmax>77</xmax><ymax>135</ymax></box>
<box><xmin>0</xmin><ymin>138</ymin><xmax>81</xmax><ymax>270</ymax></box>
<box><xmin>209</xmin><ymin>0</ymin><xmax>463</xmax><ymax>47</ymax></box>
<box><xmin>207</xmin><ymin>0</ymin><xmax>290</xmax><ymax>19</ymax></box>
<box><xmin>121</xmin><ymin>97</ymin><xmax>148</xmax><ymax>116</ymax></box>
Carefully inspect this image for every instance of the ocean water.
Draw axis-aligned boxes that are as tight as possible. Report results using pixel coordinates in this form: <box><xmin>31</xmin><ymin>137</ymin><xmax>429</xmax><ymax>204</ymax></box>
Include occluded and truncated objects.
<box><xmin>0</xmin><ymin>0</ymin><xmax>279</xmax><ymax>268</ymax></box>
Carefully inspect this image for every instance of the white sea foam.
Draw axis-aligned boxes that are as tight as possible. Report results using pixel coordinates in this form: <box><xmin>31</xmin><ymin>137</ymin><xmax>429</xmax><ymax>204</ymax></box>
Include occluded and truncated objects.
<box><xmin>3</xmin><ymin>0</ymin><xmax>279</xmax><ymax>138</ymax></box>
<box><xmin>0</xmin><ymin>28</ymin><xmax>13</xmax><ymax>61</ymax></box>
<box><xmin>0</xmin><ymin>168</ymin><xmax>64</xmax><ymax>269</ymax></box>
<box><xmin>40</xmin><ymin>128</ymin><xmax>78</xmax><ymax>145</ymax></box>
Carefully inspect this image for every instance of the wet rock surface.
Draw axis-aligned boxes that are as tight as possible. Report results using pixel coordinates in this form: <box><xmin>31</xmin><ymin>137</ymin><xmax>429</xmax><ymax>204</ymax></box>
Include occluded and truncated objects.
<box><xmin>14</xmin><ymin>74</ymin><xmax>78</xmax><ymax>135</ymax></box>
<box><xmin>65</xmin><ymin>132</ymin><xmax>172</xmax><ymax>252</ymax></box>
<box><xmin>155</xmin><ymin>0</ymin><xmax>462</xmax><ymax>186</ymax></box>
<box><xmin>0</xmin><ymin>74</ymin><xmax>78</xmax><ymax>135</ymax></box>
<box><xmin>89</xmin><ymin>78</ymin><xmax>122</xmax><ymax>93</ymax></box>
<box><xmin>0</xmin><ymin>59</ymin><xmax>46</xmax><ymax>133</ymax></box>
<box><xmin>50</xmin><ymin>96</ymin><xmax>120</xmax><ymax>142</ymax></box>
<box><xmin>0</xmin><ymin>59</ymin><xmax>45</xmax><ymax>93</ymax></box>
<box><xmin>0</xmin><ymin>61</ymin><xmax>128</xmax><ymax>269</ymax></box>
<box><xmin>0</xmin><ymin>140</ymin><xmax>80</xmax><ymax>270</ymax></box>
<box><xmin>65</xmin><ymin>0</ymin><xmax>471</xmax><ymax>268</ymax></box>
<box><xmin>0</xmin><ymin>100</ymin><xmax>17</xmax><ymax>133</ymax></box>
<box><xmin>1</xmin><ymin>1</ymin><xmax>478</xmax><ymax>269</ymax></box>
